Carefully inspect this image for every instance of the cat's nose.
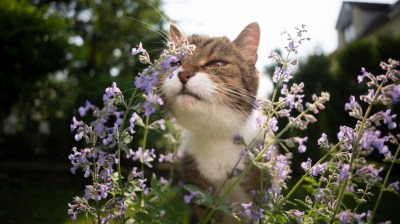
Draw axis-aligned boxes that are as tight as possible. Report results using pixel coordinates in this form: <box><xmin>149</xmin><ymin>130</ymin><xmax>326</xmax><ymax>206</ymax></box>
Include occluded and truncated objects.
<box><xmin>178</xmin><ymin>71</ymin><xmax>194</xmax><ymax>84</ymax></box>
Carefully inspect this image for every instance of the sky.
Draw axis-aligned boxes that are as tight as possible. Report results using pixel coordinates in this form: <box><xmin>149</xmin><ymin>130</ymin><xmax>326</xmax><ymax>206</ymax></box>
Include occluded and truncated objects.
<box><xmin>162</xmin><ymin>0</ymin><xmax>396</xmax><ymax>70</ymax></box>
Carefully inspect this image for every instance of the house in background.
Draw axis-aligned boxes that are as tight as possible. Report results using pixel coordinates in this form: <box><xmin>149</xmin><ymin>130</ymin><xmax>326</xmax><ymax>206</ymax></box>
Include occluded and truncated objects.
<box><xmin>336</xmin><ymin>0</ymin><xmax>400</xmax><ymax>49</ymax></box>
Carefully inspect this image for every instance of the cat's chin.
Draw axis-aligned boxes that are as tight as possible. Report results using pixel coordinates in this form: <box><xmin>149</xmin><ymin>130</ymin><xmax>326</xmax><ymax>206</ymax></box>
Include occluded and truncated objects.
<box><xmin>175</xmin><ymin>94</ymin><xmax>201</xmax><ymax>108</ymax></box>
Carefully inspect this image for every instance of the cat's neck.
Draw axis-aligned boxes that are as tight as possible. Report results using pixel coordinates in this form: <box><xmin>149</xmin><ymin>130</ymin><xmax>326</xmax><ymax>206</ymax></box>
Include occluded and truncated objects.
<box><xmin>177</xmin><ymin>109</ymin><xmax>258</xmax><ymax>141</ymax></box>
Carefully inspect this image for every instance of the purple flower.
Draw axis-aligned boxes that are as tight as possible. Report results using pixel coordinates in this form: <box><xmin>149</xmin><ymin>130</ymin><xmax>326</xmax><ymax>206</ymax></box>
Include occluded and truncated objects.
<box><xmin>310</xmin><ymin>162</ymin><xmax>327</xmax><ymax>176</ymax></box>
<box><xmin>134</xmin><ymin>68</ymin><xmax>159</xmax><ymax>93</ymax></box>
<box><xmin>355</xmin><ymin>164</ymin><xmax>382</xmax><ymax>183</ymax></box>
<box><xmin>78</xmin><ymin>100</ymin><xmax>94</xmax><ymax>117</ymax></box>
<box><xmin>344</xmin><ymin>96</ymin><xmax>363</xmax><ymax>117</ymax></box>
<box><xmin>154</xmin><ymin>119</ymin><xmax>166</xmax><ymax>130</ymax></box>
<box><xmin>143</xmin><ymin>93</ymin><xmax>163</xmax><ymax>117</ymax></box>
<box><xmin>360</xmin><ymin>89</ymin><xmax>375</xmax><ymax>104</ymax></box>
<box><xmin>268</xmin><ymin>117</ymin><xmax>279</xmax><ymax>132</ymax></box>
<box><xmin>128</xmin><ymin>112</ymin><xmax>140</xmax><ymax>134</ymax></box>
<box><xmin>382</xmin><ymin>109</ymin><xmax>397</xmax><ymax>129</ymax></box>
<box><xmin>131</xmin><ymin>42</ymin><xmax>146</xmax><ymax>55</ymax></box>
<box><xmin>315</xmin><ymin>188</ymin><xmax>325</xmax><ymax>201</ymax></box>
<box><xmin>301</xmin><ymin>157</ymin><xmax>312</xmax><ymax>171</ymax></box>
<box><xmin>184</xmin><ymin>191</ymin><xmax>196</xmax><ymax>204</ymax></box>
<box><xmin>288</xmin><ymin>40</ymin><xmax>299</xmax><ymax>52</ymax></box>
<box><xmin>130</xmin><ymin>147</ymin><xmax>156</xmax><ymax>164</ymax></box>
<box><xmin>158</xmin><ymin>152</ymin><xmax>173</xmax><ymax>163</ymax></box>
<box><xmin>357</xmin><ymin>67</ymin><xmax>369</xmax><ymax>83</ymax></box>
<box><xmin>295</xmin><ymin>136</ymin><xmax>308</xmax><ymax>153</ymax></box>
<box><xmin>272</xmin><ymin>66</ymin><xmax>293</xmax><ymax>83</ymax></box>
<box><xmin>337</xmin><ymin>126</ymin><xmax>357</xmax><ymax>150</ymax></box>
<box><xmin>339</xmin><ymin>164</ymin><xmax>350</xmax><ymax>181</ymax></box>
<box><xmin>103</xmin><ymin>82</ymin><xmax>122</xmax><ymax>102</ymax></box>
<box><xmin>318</xmin><ymin>133</ymin><xmax>328</xmax><ymax>148</ymax></box>
<box><xmin>69</xmin><ymin>147</ymin><xmax>91</xmax><ymax>176</ymax></box>
<box><xmin>162</xmin><ymin>56</ymin><xmax>180</xmax><ymax>78</ymax></box>
<box><xmin>70</xmin><ymin>116</ymin><xmax>84</xmax><ymax>132</ymax></box>
<box><xmin>392</xmin><ymin>84</ymin><xmax>400</xmax><ymax>103</ymax></box>
<box><xmin>387</xmin><ymin>181</ymin><xmax>400</xmax><ymax>191</ymax></box>
<box><xmin>274</xmin><ymin>154</ymin><xmax>291</xmax><ymax>183</ymax></box>
<box><xmin>241</xmin><ymin>202</ymin><xmax>253</xmax><ymax>217</ymax></box>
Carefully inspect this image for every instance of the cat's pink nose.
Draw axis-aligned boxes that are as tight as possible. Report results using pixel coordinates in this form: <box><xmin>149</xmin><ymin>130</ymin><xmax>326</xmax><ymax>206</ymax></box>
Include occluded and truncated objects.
<box><xmin>178</xmin><ymin>71</ymin><xmax>194</xmax><ymax>84</ymax></box>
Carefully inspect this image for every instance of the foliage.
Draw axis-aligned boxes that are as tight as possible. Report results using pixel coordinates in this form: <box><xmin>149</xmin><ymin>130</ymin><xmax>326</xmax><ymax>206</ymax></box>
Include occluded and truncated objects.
<box><xmin>0</xmin><ymin>0</ymin><xmax>168</xmax><ymax>155</ymax></box>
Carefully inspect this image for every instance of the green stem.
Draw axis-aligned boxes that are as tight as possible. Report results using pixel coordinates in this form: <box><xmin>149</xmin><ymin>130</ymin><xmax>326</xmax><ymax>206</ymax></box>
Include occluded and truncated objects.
<box><xmin>370</xmin><ymin>144</ymin><xmax>400</xmax><ymax>223</ymax></box>
<box><xmin>117</xmin><ymin>88</ymin><xmax>138</xmax><ymax>197</ymax></box>
<box><xmin>140</xmin><ymin>116</ymin><xmax>150</xmax><ymax>207</ymax></box>
<box><xmin>168</xmin><ymin>137</ymin><xmax>178</xmax><ymax>183</ymax></box>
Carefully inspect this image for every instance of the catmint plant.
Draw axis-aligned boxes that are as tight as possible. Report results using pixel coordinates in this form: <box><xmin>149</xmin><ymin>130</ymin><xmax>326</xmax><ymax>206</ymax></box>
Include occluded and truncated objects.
<box><xmin>68</xmin><ymin>40</ymin><xmax>195</xmax><ymax>223</ymax></box>
<box><xmin>68</xmin><ymin>24</ymin><xmax>399</xmax><ymax>224</ymax></box>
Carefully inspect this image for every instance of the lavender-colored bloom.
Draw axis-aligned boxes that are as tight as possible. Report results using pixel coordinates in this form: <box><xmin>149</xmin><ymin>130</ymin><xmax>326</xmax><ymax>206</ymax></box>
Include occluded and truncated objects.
<box><xmin>103</xmin><ymin>82</ymin><xmax>122</xmax><ymax>102</ymax></box>
<box><xmin>128</xmin><ymin>112</ymin><xmax>140</xmax><ymax>134</ymax></box>
<box><xmin>158</xmin><ymin>152</ymin><xmax>173</xmax><ymax>163</ymax></box>
<box><xmin>134</xmin><ymin>68</ymin><xmax>159</xmax><ymax>93</ymax></box>
<box><xmin>310</xmin><ymin>162</ymin><xmax>327</xmax><ymax>176</ymax></box>
<box><xmin>275</xmin><ymin>154</ymin><xmax>291</xmax><ymax>183</ymax></box>
<box><xmin>69</xmin><ymin>147</ymin><xmax>91</xmax><ymax>175</ymax></box>
<box><xmin>387</xmin><ymin>181</ymin><xmax>400</xmax><ymax>191</ymax></box>
<box><xmin>382</xmin><ymin>109</ymin><xmax>397</xmax><ymax>129</ymax></box>
<box><xmin>70</xmin><ymin>116</ymin><xmax>84</xmax><ymax>132</ymax></box>
<box><xmin>344</xmin><ymin>96</ymin><xmax>363</xmax><ymax>117</ymax></box>
<box><xmin>272</xmin><ymin>66</ymin><xmax>293</xmax><ymax>83</ymax></box>
<box><xmin>338</xmin><ymin>210</ymin><xmax>352</xmax><ymax>224</ymax></box>
<box><xmin>339</xmin><ymin>164</ymin><xmax>350</xmax><ymax>181</ymax></box>
<box><xmin>143</xmin><ymin>93</ymin><xmax>164</xmax><ymax>117</ymax></box>
<box><xmin>337</xmin><ymin>126</ymin><xmax>357</xmax><ymax>150</ymax></box>
<box><xmin>295</xmin><ymin>136</ymin><xmax>308</xmax><ymax>153</ymax></box>
<box><xmin>392</xmin><ymin>84</ymin><xmax>400</xmax><ymax>103</ymax></box>
<box><xmin>78</xmin><ymin>100</ymin><xmax>94</xmax><ymax>117</ymax></box>
<box><xmin>159</xmin><ymin>209</ymin><xmax>166</xmax><ymax>217</ymax></box>
<box><xmin>301</xmin><ymin>157</ymin><xmax>312</xmax><ymax>171</ymax></box>
<box><xmin>291</xmin><ymin>210</ymin><xmax>304</xmax><ymax>224</ymax></box>
<box><xmin>288</xmin><ymin>40</ymin><xmax>299</xmax><ymax>52</ymax></box>
<box><xmin>130</xmin><ymin>147</ymin><xmax>156</xmax><ymax>164</ymax></box>
<box><xmin>357</xmin><ymin>67</ymin><xmax>369</xmax><ymax>83</ymax></box>
<box><xmin>184</xmin><ymin>191</ymin><xmax>196</xmax><ymax>204</ymax></box>
<box><xmin>315</xmin><ymin>188</ymin><xmax>325</xmax><ymax>201</ymax></box>
<box><xmin>154</xmin><ymin>119</ymin><xmax>166</xmax><ymax>130</ymax></box>
<box><xmin>131</xmin><ymin>42</ymin><xmax>146</xmax><ymax>55</ymax></box>
<box><xmin>318</xmin><ymin>133</ymin><xmax>328</xmax><ymax>148</ymax></box>
<box><xmin>355</xmin><ymin>164</ymin><xmax>382</xmax><ymax>182</ymax></box>
<box><xmin>254</xmin><ymin>112</ymin><xmax>267</xmax><ymax>129</ymax></box>
<box><xmin>162</xmin><ymin>56</ymin><xmax>180</xmax><ymax>77</ymax></box>
<box><xmin>360</xmin><ymin>89</ymin><xmax>375</xmax><ymax>104</ymax></box>
<box><xmin>241</xmin><ymin>202</ymin><xmax>252</xmax><ymax>217</ymax></box>
<box><xmin>252</xmin><ymin>208</ymin><xmax>265</xmax><ymax>223</ymax></box>
<box><xmin>268</xmin><ymin>116</ymin><xmax>279</xmax><ymax>132</ymax></box>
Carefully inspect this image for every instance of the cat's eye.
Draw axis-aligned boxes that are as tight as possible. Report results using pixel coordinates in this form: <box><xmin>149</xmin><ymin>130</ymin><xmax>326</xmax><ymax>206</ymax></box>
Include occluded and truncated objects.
<box><xmin>170</xmin><ymin>61</ymin><xmax>181</xmax><ymax>67</ymax></box>
<box><xmin>204</xmin><ymin>60</ymin><xmax>227</xmax><ymax>68</ymax></box>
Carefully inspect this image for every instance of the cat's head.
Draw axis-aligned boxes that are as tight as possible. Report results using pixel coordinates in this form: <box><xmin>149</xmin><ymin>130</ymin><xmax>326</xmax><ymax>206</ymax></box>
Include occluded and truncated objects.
<box><xmin>159</xmin><ymin>22</ymin><xmax>260</xmax><ymax>136</ymax></box>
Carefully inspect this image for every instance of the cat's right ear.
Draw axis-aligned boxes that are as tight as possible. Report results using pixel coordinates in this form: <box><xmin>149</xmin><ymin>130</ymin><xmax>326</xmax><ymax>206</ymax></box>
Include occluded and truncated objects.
<box><xmin>169</xmin><ymin>23</ymin><xmax>185</xmax><ymax>43</ymax></box>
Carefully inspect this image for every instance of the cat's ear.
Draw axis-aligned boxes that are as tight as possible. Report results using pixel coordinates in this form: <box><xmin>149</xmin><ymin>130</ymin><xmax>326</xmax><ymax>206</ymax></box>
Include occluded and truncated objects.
<box><xmin>169</xmin><ymin>23</ymin><xmax>185</xmax><ymax>43</ymax></box>
<box><xmin>234</xmin><ymin>22</ymin><xmax>260</xmax><ymax>64</ymax></box>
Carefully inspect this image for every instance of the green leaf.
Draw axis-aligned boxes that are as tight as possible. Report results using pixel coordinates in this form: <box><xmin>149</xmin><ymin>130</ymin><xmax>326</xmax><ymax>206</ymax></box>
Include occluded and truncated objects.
<box><xmin>183</xmin><ymin>184</ymin><xmax>214</xmax><ymax>207</ymax></box>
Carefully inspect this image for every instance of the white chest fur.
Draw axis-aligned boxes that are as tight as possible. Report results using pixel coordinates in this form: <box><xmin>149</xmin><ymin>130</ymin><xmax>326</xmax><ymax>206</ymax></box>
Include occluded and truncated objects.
<box><xmin>181</xmin><ymin>112</ymin><xmax>258</xmax><ymax>203</ymax></box>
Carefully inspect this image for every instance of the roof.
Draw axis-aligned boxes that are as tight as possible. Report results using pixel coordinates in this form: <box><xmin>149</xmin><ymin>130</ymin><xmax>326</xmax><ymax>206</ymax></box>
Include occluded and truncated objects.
<box><xmin>336</xmin><ymin>0</ymin><xmax>392</xmax><ymax>29</ymax></box>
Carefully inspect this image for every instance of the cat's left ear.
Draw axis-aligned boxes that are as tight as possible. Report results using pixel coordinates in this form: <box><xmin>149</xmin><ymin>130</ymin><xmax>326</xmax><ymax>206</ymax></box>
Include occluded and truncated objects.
<box><xmin>234</xmin><ymin>22</ymin><xmax>260</xmax><ymax>64</ymax></box>
<box><xmin>169</xmin><ymin>23</ymin><xmax>185</xmax><ymax>43</ymax></box>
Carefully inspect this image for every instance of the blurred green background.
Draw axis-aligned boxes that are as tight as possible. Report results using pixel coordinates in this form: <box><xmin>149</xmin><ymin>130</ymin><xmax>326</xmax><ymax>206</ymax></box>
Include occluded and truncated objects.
<box><xmin>1</xmin><ymin>0</ymin><xmax>400</xmax><ymax>223</ymax></box>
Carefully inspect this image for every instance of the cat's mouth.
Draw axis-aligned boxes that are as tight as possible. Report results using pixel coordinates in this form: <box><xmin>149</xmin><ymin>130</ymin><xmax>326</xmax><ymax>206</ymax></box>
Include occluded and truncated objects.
<box><xmin>178</xmin><ymin>88</ymin><xmax>202</xmax><ymax>101</ymax></box>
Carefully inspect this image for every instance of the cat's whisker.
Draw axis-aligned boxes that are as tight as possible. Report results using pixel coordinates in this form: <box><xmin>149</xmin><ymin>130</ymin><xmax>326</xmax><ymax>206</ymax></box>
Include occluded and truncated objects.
<box><xmin>126</xmin><ymin>16</ymin><xmax>169</xmax><ymax>41</ymax></box>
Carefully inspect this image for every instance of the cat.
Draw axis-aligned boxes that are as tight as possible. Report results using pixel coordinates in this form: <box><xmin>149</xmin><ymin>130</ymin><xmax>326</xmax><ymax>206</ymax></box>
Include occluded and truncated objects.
<box><xmin>159</xmin><ymin>22</ymin><xmax>267</xmax><ymax>223</ymax></box>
